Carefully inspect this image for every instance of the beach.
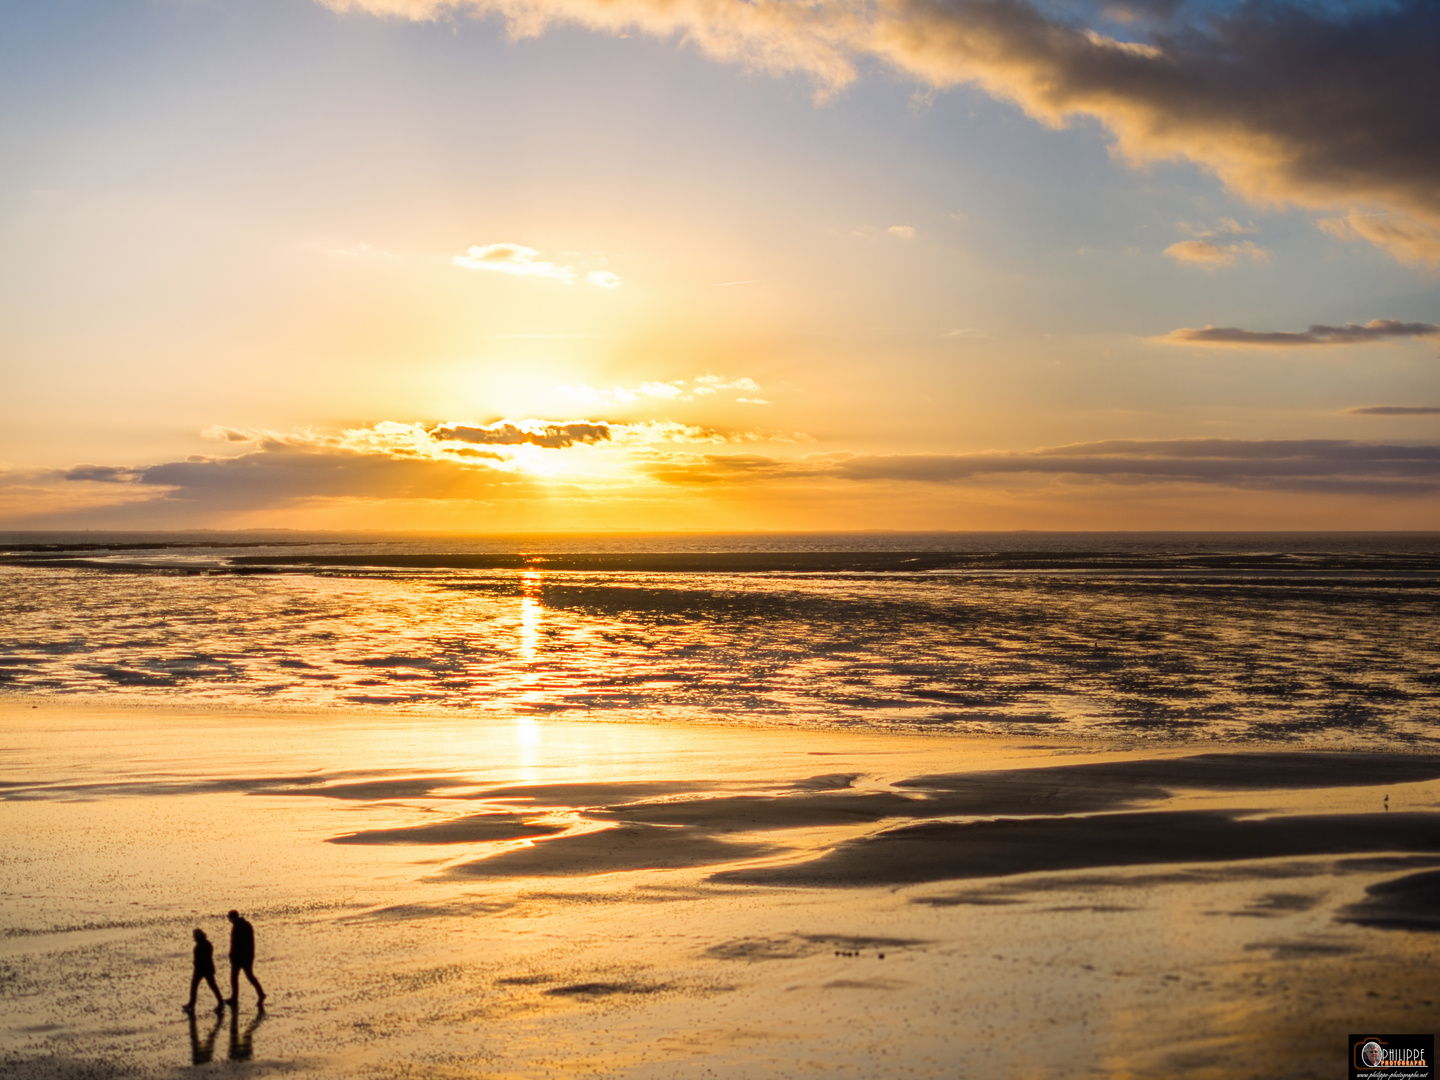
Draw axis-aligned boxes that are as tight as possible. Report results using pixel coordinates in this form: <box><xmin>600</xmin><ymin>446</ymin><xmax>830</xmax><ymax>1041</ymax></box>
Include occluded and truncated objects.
<box><xmin>6</xmin><ymin>0</ymin><xmax>1440</xmax><ymax>1059</ymax></box>
<box><xmin>4</xmin><ymin>698</ymin><xmax>1439</xmax><ymax>1079</ymax></box>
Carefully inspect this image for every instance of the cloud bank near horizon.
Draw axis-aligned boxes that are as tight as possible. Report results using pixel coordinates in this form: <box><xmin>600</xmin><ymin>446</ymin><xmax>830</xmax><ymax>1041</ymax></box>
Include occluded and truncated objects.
<box><xmin>19</xmin><ymin>431</ymin><xmax>1437</xmax><ymax>525</ymax></box>
<box><xmin>320</xmin><ymin>0</ymin><xmax>1440</xmax><ymax>264</ymax></box>
<box><xmin>644</xmin><ymin>439</ymin><xmax>1440</xmax><ymax>496</ymax></box>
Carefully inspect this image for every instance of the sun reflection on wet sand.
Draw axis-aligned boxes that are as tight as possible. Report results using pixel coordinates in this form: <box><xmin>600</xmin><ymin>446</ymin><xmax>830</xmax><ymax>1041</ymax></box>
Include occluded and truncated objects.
<box><xmin>519</xmin><ymin>571</ymin><xmax>542</xmax><ymax>664</ymax></box>
<box><xmin>515</xmin><ymin>571</ymin><xmax>551</xmax><ymax>730</ymax></box>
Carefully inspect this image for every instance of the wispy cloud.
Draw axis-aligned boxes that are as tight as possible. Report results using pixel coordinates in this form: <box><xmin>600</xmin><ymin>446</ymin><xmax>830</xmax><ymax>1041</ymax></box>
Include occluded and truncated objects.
<box><xmin>1347</xmin><ymin>406</ymin><xmax>1440</xmax><ymax>416</ymax></box>
<box><xmin>693</xmin><ymin>374</ymin><xmax>762</xmax><ymax>396</ymax></box>
<box><xmin>331</xmin><ymin>242</ymin><xmax>396</xmax><ymax>259</ymax></box>
<box><xmin>1165</xmin><ymin>218</ymin><xmax>1271</xmax><ymax>267</ymax></box>
<box><xmin>1163</xmin><ymin>239</ymin><xmax>1271</xmax><ymax>268</ymax></box>
<box><xmin>559</xmin><ymin>374</ymin><xmax>767</xmax><ymax>405</ymax></box>
<box><xmin>454</xmin><ymin>243</ymin><xmax>574</xmax><ymax>282</ymax></box>
<box><xmin>1161</xmin><ymin>319</ymin><xmax>1440</xmax><ymax>347</ymax></box>
<box><xmin>1177</xmin><ymin>218</ymin><xmax>1257</xmax><ymax>239</ymax></box>
<box><xmin>1319</xmin><ymin>211</ymin><xmax>1440</xmax><ymax>269</ymax></box>
<box><xmin>324</xmin><ymin>0</ymin><xmax>1440</xmax><ymax>265</ymax></box>
<box><xmin>849</xmin><ymin>224</ymin><xmax>918</xmax><ymax>240</ymax></box>
<box><xmin>453</xmin><ymin>243</ymin><xmax>622</xmax><ymax>287</ymax></box>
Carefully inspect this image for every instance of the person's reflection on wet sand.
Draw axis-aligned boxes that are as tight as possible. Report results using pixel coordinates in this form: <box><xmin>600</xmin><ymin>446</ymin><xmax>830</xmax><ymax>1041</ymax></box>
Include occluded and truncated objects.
<box><xmin>228</xmin><ymin>1004</ymin><xmax>265</xmax><ymax>1062</ymax></box>
<box><xmin>187</xmin><ymin>1010</ymin><xmax>222</xmax><ymax>1065</ymax></box>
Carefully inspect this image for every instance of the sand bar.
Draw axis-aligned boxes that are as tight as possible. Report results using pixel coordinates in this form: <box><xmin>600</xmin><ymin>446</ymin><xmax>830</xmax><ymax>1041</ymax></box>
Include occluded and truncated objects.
<box><xmin>3</xmin><ymin>699</ymin><xmax>1439</xmax><ymax>1078</ymax></box>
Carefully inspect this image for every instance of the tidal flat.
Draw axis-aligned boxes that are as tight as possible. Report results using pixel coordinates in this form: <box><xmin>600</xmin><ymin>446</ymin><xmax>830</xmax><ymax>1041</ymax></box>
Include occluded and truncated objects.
<box><xmin>2</xmin><ymin>700</ymin><xmax>1439</xmax><ymax>1079</ymax></box>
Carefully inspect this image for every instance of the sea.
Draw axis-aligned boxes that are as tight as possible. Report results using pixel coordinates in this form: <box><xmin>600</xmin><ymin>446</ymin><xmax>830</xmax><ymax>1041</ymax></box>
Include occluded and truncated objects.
<box><xmin>3</xmin><ymin>530</ymin><xmax>1439</xmax><ymax>748</ymax></box>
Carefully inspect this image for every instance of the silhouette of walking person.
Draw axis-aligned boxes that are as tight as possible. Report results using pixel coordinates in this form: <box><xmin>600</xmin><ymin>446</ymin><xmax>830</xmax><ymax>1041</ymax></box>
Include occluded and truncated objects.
<box><xmin>182</xmin><ymin>928</ymin><xmax>226</xmax><ymax>1015</ymax></box>
<box><xmin>225</xmin><ymin>910</ymin><xmax>266</xmax><ymax>1008</ymax></box>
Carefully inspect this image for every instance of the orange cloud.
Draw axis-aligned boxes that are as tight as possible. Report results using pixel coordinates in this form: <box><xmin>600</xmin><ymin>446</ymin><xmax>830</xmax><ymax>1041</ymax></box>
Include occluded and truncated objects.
<box><xmin>559</xmin><ymin>374</ymin><xmax>767</xmax><ymax>405</ymax></box>
<box><xmin>1163</xmin><ymin>239</ymin><xmax>1271</xmax><ymax>268</ymax></box>
<box><xmin>1318</xmin><ymin>211</ymin><xmax>1440</xmax><ymax>268</ymax></box>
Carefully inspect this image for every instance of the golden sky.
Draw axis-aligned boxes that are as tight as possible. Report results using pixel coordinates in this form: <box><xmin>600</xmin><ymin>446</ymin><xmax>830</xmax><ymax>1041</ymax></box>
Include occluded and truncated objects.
<box><xmin>1</xmin><ymin>0</ymin><xmax>1438</xmax><ymax>530</ymax></box>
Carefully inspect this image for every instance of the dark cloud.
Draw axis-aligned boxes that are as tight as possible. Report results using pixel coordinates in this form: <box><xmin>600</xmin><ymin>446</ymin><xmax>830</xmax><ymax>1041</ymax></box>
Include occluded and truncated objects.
<box><xmin>1348</xmin><ymin>406</ymin><xmax>1440</xmax><ymax>416</ymax></box>
<box><xmin>1164</xmin><ymin>319</ymin><xmax>1440</xmax><ymax>347</ymax></box>
<box><xmin>868</xmin><ymin>0</ymin><xmax>1440</xmax><ymax>262</ymax></box>
<box><xmin>430</xmin><ymin>422</ymin><xmax>612</xmax><ymax>449</ymax></box>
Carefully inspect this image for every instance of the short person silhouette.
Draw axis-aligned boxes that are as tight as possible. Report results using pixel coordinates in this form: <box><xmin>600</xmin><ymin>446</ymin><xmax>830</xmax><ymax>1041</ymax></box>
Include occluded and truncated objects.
<box><xmin>226</xmin><ymin>910</ymin><xmax>266</xmax><ymax>1007</ymax></box>
<box><xmin>183</xmin><ymin>928</ymin><xmax>225</xmax><ymax>1015</ymax></box>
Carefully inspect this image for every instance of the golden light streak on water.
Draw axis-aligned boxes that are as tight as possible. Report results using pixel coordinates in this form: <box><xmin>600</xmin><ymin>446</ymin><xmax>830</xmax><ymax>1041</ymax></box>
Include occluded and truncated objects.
<box><xmin>515</xmin><ymin>571</ymin><xmax>548</xmax><ymax>736</ymax></box>
<box><xmin>519</xmin><ymin>571</ymin><xmax>542</xmax><ymax>663</ymax></box>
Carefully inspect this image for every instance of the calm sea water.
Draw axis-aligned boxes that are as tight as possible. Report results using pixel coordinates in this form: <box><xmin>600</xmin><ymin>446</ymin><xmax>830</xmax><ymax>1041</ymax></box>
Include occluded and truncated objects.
<box><xmin>3</xmin><ymin>531</ymin><xmax>1439</xmax><ymax>747</ymax></box>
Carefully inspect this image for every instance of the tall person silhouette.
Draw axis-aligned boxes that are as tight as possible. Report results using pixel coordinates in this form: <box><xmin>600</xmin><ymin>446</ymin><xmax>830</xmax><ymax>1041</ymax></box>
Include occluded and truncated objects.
<box><xmin>226</xmin><ymin>910</ymin><xmax>266</xmax><ymax>1007</ymax></box>
<box><xmin>182</xmin><ymin>928</ymin><xmax>225</xmax><ymax>1015</ymax></box>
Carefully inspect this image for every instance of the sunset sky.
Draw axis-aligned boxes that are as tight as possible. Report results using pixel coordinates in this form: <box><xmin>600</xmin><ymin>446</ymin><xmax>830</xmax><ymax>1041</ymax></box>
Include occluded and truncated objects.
<box><xmin>2</xmin><ymin>0</ymin><xmax>1437</xmax><ymax>531</ymax></box>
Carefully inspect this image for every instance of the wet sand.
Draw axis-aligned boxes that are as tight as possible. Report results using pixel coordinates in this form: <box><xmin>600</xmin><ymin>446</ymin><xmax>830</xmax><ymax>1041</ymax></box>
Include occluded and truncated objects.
<box><xmin>3</xmin><ymin>700</ymin><xmax>1439</xmax><ymax>1078</ymax></box>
